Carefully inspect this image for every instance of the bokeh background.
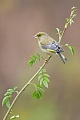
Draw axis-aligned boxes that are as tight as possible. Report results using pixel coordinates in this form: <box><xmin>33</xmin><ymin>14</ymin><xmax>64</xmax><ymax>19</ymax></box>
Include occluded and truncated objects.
<box><xmin>0</xmin><ymin>0</ymin><xmax>80</xmax><ymax>120</ymax></box>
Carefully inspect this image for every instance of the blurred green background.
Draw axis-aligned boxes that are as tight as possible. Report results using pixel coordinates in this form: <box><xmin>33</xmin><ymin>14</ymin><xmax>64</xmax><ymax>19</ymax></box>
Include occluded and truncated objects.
<box><xmin>0</xmin><ymin>0</ymin><xmax>80</xmax><ymax>120</ymax></box>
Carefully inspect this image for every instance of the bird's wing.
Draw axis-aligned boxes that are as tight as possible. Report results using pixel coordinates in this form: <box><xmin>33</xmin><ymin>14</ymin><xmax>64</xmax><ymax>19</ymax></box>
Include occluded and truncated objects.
<box><xmin>42</xmin><ymin>43</ymin><xmax>60</xmax><ymax>53</ymax></box>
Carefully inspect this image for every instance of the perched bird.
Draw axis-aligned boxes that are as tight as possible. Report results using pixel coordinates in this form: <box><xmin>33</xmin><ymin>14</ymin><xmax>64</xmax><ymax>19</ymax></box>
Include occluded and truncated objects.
<box><xmin>34</xmin><ymin>32</ymin><xmax>67</xmax><ymax>64</ymax></box>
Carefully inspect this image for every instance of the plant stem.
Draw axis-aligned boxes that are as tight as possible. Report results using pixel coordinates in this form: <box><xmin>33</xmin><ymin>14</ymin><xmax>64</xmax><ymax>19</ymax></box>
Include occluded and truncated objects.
<box><xmin>60</xmin><ymin>26</ymin><xmax>67</xmax><ymax>41</ymax></box>
<box><xmin>3</xmin><ymin>55</ymin><xmax>52</xmax><ymax>120</ymax></box>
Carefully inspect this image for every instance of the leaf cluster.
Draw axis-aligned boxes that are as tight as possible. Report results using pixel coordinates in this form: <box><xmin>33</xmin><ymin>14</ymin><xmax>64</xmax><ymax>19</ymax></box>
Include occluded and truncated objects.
<box><xmin>2</xmin><ymin>87</ymin><xmax>18</xmax><ymax>108</ymax></box>
<box><xmin>33</xmin><ymin>69</ymin><xmax>50</xmax><ymax>99</ymax></box>
<box><xmin>38</xmin><ymin>69</ymin><xmax>50</xmax><ymax>88</ymax></box>
<box><xmin>65</xmin><ymin>7</ymin><xmax>77</xmax><ymax>27</ymax></box>
<box><xmin>28</xmin><ymin>53</ymin><xmax>40</xmax><ymax>68</ymax></box>
<box><xmin>33</xmin><ymin>90</ymin><xmax>42</xmax><ymax>99</ymax></box>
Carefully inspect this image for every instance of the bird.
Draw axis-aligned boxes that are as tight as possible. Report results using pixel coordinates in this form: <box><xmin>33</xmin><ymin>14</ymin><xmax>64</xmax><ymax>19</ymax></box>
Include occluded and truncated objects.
<box><xmin>34</xmin><ymin>32</ymin><xmax>67</xmax><ymax>64</ymax></box>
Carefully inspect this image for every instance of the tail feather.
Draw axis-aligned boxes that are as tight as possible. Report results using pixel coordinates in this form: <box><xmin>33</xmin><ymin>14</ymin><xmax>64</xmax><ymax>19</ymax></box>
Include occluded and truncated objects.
<box><xmin>57</xmin><ymin>53</ymin><xmax>67</xmax><ymax>64</ymax></box>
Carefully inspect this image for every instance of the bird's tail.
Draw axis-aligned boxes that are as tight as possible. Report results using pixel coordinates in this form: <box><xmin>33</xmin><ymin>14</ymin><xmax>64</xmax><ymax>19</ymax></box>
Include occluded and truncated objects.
<box><xmin>57</xmin><ymin>53</ymin><xmax>67</xmax><ymax>64</ymax></box>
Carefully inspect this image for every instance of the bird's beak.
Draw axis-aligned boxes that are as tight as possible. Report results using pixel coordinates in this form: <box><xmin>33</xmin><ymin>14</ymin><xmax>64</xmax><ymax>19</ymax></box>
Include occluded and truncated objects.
<box><xmin>33</xmin><ymin>34</ymin><xmax>38</xmax><ymax>38</ymax></box>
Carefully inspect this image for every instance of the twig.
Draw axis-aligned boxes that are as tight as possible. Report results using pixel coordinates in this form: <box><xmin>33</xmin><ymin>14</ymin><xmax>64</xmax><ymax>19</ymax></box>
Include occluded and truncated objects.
<box><xmin>3</xmin><ymin>55</ymin><xmax>52</xmax><ymax>120</ymax></box>
<box><xmin>59</xmin><ymin>7</ymin><xmax>77</xmax><ymax>43</ymax></box>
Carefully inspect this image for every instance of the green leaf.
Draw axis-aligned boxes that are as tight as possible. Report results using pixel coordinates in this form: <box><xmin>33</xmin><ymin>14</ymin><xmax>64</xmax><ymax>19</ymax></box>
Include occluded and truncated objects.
<box><xmin>39</xmin><ymin>69</ymin><xmax>46</xmax><ymax>74</ymax></box>
<box><xmin>37</xmin><ymin>84</ymin><xmax>44</xmax><ymax>92</ymax></box>
<box><xmin>4</xmin><ymin>91</ymin><xmax>12</xmax><ymax>96</ymax></box>
<box><xmin>7</xmin><ymin>89</ymin><xmax>13</xmax><ymax>92</ymax></box>
<box><xmin>43</xmin><ymin>80</ymin><xmax>48</xmax><ymax>88</ymax></box>
<box><xmin>43</xmin><ymin>77</ymin><xmax>50</xmax><ymax>82</ymax></box>
<box><xmin>29</xmin><ymin>59</ymin><xmax>34</xmax><ymax>64</ymax></box>
<box><xmin>38</xmin><ymin>91</ymin><xmax>42</xmax><ymax>98</ymax></box>
<box><xmin>33</xmin><ymin>91</ymin><xmax>36</xmax><ymax>97</ymax></box>
<box><xmin>73</xmin><ymin>13</ymin><xmax>76</xmax><ymax>18</ymax></box>
<box><xmin>10</xmin><ymin>115</ymin><xmax>16</xmax><ymax>120</ymax></box>
<box><xmin>28</xmin><ymin>60</ymin><xmax>34</xmax><ymax>67</ymax></box>
<box><xmin>33</xmin><ymin>91</ymin><xmax>42</xmax><ymax>99</ymax></box>
<box><xmin>38</xmin><ymin>69</ymin><xmax>50</xmax><ymax>87</ymax></box>
<box><xmin>40</xmin><ymin>78</ymin><xmax>44</xmax><ymax>86</ymax></box>
<box><xmin>38</xmin><ymin>74</ymin><xmax>43</xmax><ymax>81</ymax></box>
<box><xmin>2</xmin><ymin>96</ymin><xmax>10</xmax><ymax>107</ymax></box>
<box><xmin>33</xmin><ymin>91</ymin><xmax>38</xmax><ymax>98</ymax></box>
<box><xmin>28</xmin><ymin>53</ymin><xmax>41</xmax><ymax>67</ymax></box>
<box><xmin>15</xmin><ymin>115</ymin><xmax>19</xmax><ymax>118</ymax></box>
<box><xmin>7</xmin><ymin>88</ymin><xmax>14</xmax><ymax>94</ymax></box>
<box><xmin>70</xmin><ymin>19</ymin><xmax>74</xmax><ymax>26</ymax></box>
<box><xmin>66</xmin><ymin>18</ymin><xmax>69</xmax><ymax>23</ymax></box>
<box><xmin>6</xmin><ymin>99</ymin><xmax>10</xmax><ymax>108</ymax></box>
<box><xmin>43</xmin><ymin>73</ymin><xmax>50</xmax><ymax>78</ymax></box>
<box><xmin>56</xmin><ymin>28</ymin><xmax>62</xmax><ymax>34</ymax></box>
<box><xmin>31</xmin><ymin>55</ymin><xmax>37</xmax><ymax>62</ymax></box>
<box><xmin>10</xmin><ymin>115</ymin><xmax>19</xmax><ymax>119</ymax></box>
<box><xmin>65</xmin><ymin>44</ymin><xmax>75</xmax><ymax>55</ymax></box>
<box><xmin>4</xmin><ymin>87</ymin><xmax>18</xmax><ymax>96</ymax></box>
<box><xmin>2</xmin><ymin>87</ymin><xmax>18</xmax><ymax>108</ymax></box>
<box><xmin>13</xmin><ymin>86</ymin><xmax>18</xmax><ymax>91</ymax></box>
<box><xmin>36</xmin><ymin>53</ymin><xmax>40</xmax><ymax>61</ymax></box>
<box><xmin>16</xmin><ymin>115</ymin><xmax>19</xmax><ymax>118</ymax></box>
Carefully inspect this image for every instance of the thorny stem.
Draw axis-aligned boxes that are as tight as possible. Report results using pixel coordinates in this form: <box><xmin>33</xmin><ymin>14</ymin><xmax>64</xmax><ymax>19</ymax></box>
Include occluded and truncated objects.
<box><xmin>3</xmin><ymin>55</ymin><xmax>52</xmax><ymax>120</ymax></box>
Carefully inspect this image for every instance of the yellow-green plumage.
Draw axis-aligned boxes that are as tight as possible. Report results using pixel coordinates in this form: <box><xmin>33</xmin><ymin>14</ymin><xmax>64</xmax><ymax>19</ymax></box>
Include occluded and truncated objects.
<box><xmin>34</xmin><ymin>32</ymin><xmax>67</xmax><ymax>64</ymax></box>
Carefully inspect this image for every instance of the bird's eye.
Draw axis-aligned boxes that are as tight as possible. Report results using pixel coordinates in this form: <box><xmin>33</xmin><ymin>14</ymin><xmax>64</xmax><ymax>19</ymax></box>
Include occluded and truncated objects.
<box><xmin>37</xmin><ymin>34</ymin><xmax>41</xmax><ymax>37</ymax></box>
<box><xmin>58</xmin><ymin>46</ymin><xmax>60</xmax><ymax>49</ymax></box>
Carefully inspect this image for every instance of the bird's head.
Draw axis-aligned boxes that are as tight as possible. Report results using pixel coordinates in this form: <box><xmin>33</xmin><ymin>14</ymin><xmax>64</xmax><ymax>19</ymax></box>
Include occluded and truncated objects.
<box><xmin>34</xmin><ymin>32</ymin><xmax>47</xmax><ymax>41</ymax></box>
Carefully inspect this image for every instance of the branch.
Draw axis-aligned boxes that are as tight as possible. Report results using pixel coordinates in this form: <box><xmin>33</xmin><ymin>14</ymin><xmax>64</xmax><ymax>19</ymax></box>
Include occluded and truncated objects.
<box><xmin>3</xmin><ymin>55</ymin><xmax>52</xmax><ymax>120</ymax></box>
<box><xmin>58</xmin><ymin>7</ymin><xmax>77</xmax><ymax>43</ymax></box>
